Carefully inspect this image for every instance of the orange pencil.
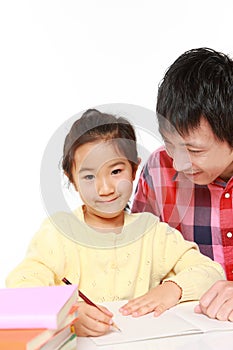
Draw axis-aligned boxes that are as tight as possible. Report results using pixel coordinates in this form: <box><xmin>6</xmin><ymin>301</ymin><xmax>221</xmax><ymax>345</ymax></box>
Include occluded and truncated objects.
<box><xmin>62</xmin><ymin>277</ymin><xmax>121</xmax><ymax>332</ymax></box>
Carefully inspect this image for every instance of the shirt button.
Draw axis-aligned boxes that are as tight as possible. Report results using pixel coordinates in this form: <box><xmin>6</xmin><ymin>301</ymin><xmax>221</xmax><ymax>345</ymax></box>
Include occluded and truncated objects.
<box><xmin>225</xmin><ymin>193</ymin><xmax>230</xmax><ymax>198</ymax></box>
<box><xmin>227</xmin><ymin>232</ymin><xmax>232</xmax><ymax>238</ymax></box>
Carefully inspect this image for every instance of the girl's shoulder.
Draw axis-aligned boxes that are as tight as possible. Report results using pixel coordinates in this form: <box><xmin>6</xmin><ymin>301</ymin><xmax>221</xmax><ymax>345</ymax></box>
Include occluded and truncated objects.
<box><xmin>37</xmin><ymin>207</ymin><xmax>85</xmax><ymax>239</ymax></box>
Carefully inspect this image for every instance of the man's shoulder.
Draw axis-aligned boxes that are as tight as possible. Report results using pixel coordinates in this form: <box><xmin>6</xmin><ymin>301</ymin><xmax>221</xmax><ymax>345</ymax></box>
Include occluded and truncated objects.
<box><xmin>139</xmin><ymin>146</ymin><xmax>177</xmax><ymax>188</ymax></box>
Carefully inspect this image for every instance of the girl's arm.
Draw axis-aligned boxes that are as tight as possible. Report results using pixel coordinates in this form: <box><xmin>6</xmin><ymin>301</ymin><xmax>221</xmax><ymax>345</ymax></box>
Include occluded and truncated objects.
<box><xmin>120</xmin><ymin>222</ymin><xmax>225</xmax><ymax>317</ymax></box>
<box><xmin>6</xmin><ymin>217</ymin><xmax>75</xmax><ymax>287</ymax></box>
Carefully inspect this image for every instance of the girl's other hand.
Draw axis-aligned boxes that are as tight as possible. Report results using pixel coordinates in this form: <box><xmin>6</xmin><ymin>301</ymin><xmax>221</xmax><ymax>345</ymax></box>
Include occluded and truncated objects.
<box><xmin>119</xmin><ymin>282</ymin><xmax>182</xmax><ymax>317</ymax></box>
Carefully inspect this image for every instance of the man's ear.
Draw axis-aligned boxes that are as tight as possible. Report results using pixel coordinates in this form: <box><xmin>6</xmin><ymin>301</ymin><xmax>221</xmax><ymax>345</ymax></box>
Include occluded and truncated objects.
<box><xmin>132</xmin><ymin>157</ymin><xmax>141</xmax><ymax>180</ymax></box>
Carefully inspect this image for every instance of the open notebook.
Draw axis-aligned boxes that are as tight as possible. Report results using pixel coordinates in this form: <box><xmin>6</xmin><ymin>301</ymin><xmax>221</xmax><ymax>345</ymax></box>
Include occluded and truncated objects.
<box><xmin>90</xmin><ymin>301</ymin><xmax>233</xmax><ymax>346</ymax></box>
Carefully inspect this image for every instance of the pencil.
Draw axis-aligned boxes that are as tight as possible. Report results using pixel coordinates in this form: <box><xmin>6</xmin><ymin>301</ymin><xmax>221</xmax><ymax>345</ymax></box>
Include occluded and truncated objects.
<box><xmin>62</xmin><ymin>277</ymin><xmax>121</xmax><ymax>332</ymax></box>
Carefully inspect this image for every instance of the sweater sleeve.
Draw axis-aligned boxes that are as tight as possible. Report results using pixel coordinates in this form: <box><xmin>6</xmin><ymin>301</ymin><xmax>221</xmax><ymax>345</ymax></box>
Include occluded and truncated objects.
<box><xmin>5</xmin><ymin>218</ymin><xmax>77</xmax><ymax>288</ymax></box>
<box><xmin>156</xmin><ymin>223</ymin><xmax>226</xmax><ymax>302</ymax></box>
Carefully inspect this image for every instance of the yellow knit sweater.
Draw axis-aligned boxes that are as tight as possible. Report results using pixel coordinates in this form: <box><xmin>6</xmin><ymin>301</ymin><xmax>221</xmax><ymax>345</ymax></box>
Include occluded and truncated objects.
<box><xmin>6</xmin><ymin>208</ymin><xmax>225</xmax><ymax>303</ymax></box>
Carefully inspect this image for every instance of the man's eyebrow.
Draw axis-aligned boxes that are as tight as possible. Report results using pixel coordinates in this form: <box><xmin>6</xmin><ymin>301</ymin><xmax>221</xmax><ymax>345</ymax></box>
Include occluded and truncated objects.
<box><xmin>182</xmin><ymin>142</ymin><xmax>204</xmax><ymax>148</ymax></box>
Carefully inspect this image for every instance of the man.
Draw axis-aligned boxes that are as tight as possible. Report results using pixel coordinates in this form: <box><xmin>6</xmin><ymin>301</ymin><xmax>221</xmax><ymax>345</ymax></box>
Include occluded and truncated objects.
<box><xmin>132</xmin><ymin>47</ymin><xmax>233</xmax><ymax>321</ymax></box>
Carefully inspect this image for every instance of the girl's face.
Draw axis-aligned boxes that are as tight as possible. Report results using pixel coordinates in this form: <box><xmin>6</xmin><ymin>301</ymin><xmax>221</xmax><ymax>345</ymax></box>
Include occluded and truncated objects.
<box><xmin>71</xmin><ymin>140</ymin><xmax>137</xmax><ymax>226</ymax></box>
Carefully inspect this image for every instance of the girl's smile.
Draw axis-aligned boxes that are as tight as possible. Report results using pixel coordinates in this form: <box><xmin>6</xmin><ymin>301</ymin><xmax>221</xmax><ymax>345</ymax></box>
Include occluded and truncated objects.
<box><xmin>71</xmin><ymin>140</ymin><xmax>137</xmax><ymax>229</ymax></box>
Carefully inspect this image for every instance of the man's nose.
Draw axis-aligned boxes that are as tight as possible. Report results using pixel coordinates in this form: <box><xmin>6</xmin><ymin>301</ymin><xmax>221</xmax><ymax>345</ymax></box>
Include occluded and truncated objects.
<box><xmin>173</xmin><ymin>149</ymin><xmax>192</xmax><ymax>172</ymax></box>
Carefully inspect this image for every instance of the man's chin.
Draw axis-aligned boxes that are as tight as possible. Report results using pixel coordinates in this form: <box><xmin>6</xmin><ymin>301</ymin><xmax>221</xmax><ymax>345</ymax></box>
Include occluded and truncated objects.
<box><xmin>183</xmin><ymin>171</ymin><xmax>207</xmax><ymax>184</ymax></box>
<box><xmin>187</xmin><ymin>177</ymin><xmax>211</xmax><ymax>186</ymax></box>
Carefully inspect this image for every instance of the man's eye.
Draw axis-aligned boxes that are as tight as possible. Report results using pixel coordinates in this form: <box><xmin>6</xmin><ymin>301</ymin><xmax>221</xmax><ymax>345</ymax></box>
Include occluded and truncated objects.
<box><xmin>112</xmin><ymin>169</ymin><xmax>122</xmax><ymax>175</ymax></box>
<box><xmin>188</xmin><ymin>149</ymin><xmax>202</xmax><ymax>154</ymax></box>
<box><xmin>84</xmin><ymin>175</ymin><xmax>95</xmax><ymax>180</ymax></box>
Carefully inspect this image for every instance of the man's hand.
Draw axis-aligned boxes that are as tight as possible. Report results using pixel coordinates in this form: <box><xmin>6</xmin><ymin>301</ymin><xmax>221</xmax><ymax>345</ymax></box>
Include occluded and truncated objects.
<box><xmin>194</xmin><ymin>280</ymin><xmax>233</xmax><ymax>321</ymax></box>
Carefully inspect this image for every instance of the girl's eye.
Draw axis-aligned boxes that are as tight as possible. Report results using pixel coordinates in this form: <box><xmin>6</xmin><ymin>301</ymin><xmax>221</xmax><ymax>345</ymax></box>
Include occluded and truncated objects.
<box><xmin>112</xmin><ymin>168</ymin><xmax>122</xmax><ymax>175</ymax></box>
<box><xmin>84</xmin><ymin>175</ymin><xmax>95</xmax><ymax>180</ymax></box>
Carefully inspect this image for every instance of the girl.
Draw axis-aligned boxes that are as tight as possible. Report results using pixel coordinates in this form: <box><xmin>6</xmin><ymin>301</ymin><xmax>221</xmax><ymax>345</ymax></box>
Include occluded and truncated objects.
<box><xmin>6</xmin><ymin>109</ymin><xmax>225</xmax><ymax>336</ymax></box>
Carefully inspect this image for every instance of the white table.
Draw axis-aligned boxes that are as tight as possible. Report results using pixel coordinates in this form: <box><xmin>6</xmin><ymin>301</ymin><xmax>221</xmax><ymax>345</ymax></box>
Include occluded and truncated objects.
<box><xmin>75</xmin><ymin>331</ymin><xmax>233</xmax><ymax>350</ymax></box>
<box><xmin>72</xmin><ymin>301</ymin><xmax>233</xmax><ymax>350</ymax></box>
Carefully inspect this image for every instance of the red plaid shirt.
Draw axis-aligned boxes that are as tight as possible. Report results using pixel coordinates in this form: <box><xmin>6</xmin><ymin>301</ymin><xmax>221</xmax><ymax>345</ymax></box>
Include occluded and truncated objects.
<box><xmin>132</xmin><ymin>146</ymin><xmax>233</xmax><ymax>280</ymax></box>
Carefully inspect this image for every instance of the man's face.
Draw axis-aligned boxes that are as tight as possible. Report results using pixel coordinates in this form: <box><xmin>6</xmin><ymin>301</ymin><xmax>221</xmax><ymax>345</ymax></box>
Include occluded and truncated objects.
<box><xmin>161</xmin><ymin>118</ymin><xmax>233</xmax><ymax>185</ymax></box>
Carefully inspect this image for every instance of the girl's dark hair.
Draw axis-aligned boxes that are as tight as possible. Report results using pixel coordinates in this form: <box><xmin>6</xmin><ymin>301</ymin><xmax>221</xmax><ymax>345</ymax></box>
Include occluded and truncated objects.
<box><xmin>62</xmin><ymin>109</ymin><xmax>138</xmax><ymax>183</ymax></box>
<box><xmin>156</xmin><ymin>47</ymin><xmax>233</xmax><ymax>147</ymax></box>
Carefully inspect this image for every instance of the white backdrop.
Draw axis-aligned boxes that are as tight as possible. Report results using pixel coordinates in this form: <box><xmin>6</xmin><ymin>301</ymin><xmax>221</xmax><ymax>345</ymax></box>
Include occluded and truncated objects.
<box><xmin>1</xmin><ymin>0</ymin><xmax>232</xmax><ymax>287</ymax></box>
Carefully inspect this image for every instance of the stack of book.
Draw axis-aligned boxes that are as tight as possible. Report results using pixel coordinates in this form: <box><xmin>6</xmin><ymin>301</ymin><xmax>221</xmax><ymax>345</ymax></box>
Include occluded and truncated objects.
<box><xmin>0</xmin><ymin>284</ymin><xmax>79</xmax><ymax>349</ymax></box>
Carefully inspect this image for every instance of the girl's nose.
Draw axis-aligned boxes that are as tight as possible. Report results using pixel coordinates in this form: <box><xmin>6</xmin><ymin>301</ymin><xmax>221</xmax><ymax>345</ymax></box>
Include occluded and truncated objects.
<box><xmin>97</xmin><ymin>177</ymin><xmax>115</xmax><ymax>196</ymax></box>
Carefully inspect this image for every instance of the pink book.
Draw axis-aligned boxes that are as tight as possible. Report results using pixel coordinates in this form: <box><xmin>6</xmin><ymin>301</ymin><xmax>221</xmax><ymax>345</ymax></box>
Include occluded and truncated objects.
<box><xmin>0</xmin><ymin>285</ymin><xmax>78</xmax><ymax>329</ymax></box>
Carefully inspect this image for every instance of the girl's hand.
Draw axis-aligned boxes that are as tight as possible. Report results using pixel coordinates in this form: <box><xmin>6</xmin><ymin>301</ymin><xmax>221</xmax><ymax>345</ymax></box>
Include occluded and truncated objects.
<box><xmin>73</xmin><ymin>302</ymin><xmax>114</xmax><ymax>337</ymax></box>
<box><xmin>119</xmin><ymin>282</ymin><xmax>182</xmax><ymax>317</ymax></box>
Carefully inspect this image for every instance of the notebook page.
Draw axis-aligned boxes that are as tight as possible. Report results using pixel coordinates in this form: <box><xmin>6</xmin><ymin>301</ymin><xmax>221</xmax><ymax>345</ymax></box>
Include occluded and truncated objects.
<box><xmin>90</xmin><ymin>301</ymin><xmax>201</xmax><ymax>346</ymax></box>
